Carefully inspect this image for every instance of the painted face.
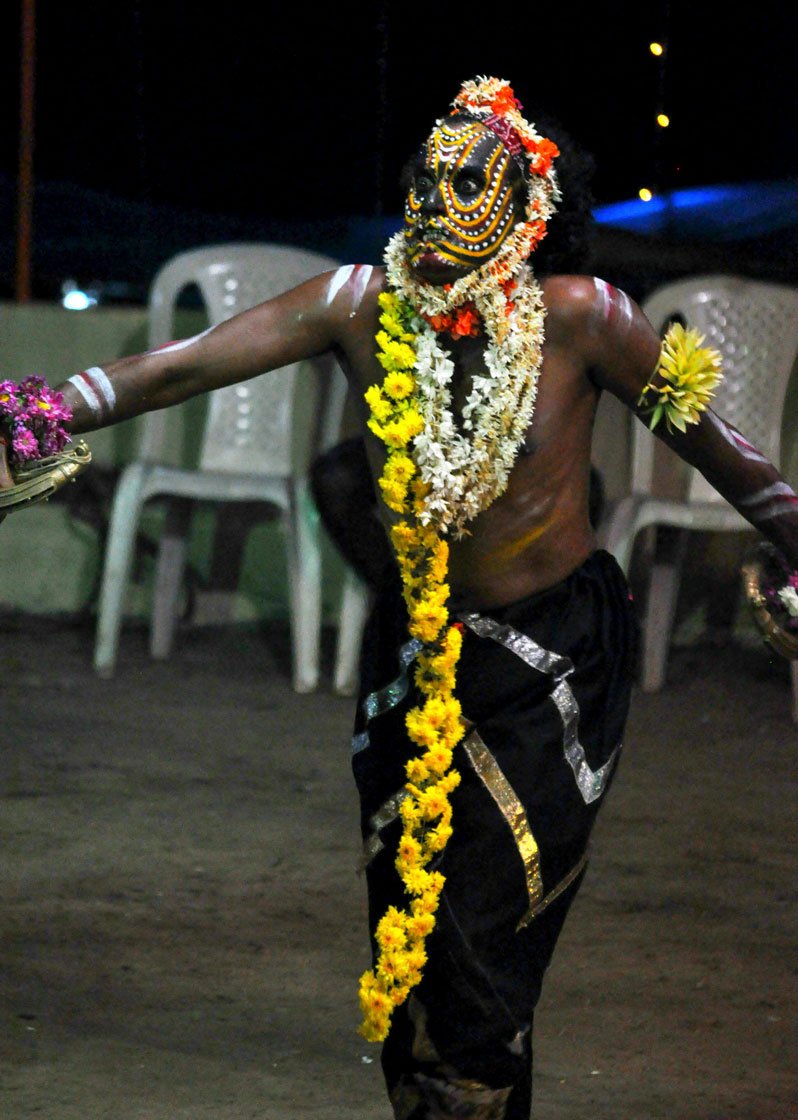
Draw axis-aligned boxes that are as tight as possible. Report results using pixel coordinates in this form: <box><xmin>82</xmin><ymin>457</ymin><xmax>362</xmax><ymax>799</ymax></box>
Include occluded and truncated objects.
<box><xmin>404</xmin><ymin>115</ymin><xmax>524</xmax><ymax>284</ymax></box>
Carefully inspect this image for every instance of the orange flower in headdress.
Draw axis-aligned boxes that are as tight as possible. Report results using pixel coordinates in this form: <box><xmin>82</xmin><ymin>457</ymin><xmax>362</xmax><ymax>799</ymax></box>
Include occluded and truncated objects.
<box><xmin>490</xmin><ymin>85</ymin><xmax>521</xmax><ymax>115</ymax></box>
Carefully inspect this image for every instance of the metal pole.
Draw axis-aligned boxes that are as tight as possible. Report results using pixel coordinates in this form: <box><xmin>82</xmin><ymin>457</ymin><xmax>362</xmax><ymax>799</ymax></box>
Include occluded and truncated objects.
<box><xmin>16</xmin><ymin>0</ymin><xmax>36</xmax><ymax>303</ymax></box>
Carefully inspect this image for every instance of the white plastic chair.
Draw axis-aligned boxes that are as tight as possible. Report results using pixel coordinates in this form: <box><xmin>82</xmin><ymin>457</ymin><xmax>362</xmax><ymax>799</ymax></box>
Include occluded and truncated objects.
<box><xmin>331</xmin><ymin>551</ymin><xmax>370</xmax><ymax>697</ymax></box>
<box><xmin>601</xmin><ymin>274</ymin><xmax>798</xmax><ymax>712</ymax></box>
<box><xmin>93</xmin><ymin>242</ymin><xmax>357</xmax><ymax>692</ymax></box>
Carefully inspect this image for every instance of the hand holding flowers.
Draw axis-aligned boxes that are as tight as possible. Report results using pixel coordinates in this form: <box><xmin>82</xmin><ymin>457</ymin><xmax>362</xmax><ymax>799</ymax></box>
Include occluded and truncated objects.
<box><xmin>0</xmin><ymin>376</ymin><xmax>73</xmax><ymax>468</ymax></box>
<box><xmin>0</xmin><ymin>377</ymin><xmax>91</xmax><ymax>516</ymax></box>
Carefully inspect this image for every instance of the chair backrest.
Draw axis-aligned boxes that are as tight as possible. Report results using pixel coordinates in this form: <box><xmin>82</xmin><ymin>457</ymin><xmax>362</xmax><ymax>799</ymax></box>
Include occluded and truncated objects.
<box><xmin>140</xmin><ymin>243</ymin><xmax>346</xmax><ymax>477</ymax></box>
<box><xmin>633</xmin><ymin>274</ymin><xmax>798</xmax><ymax>502</ymax></box>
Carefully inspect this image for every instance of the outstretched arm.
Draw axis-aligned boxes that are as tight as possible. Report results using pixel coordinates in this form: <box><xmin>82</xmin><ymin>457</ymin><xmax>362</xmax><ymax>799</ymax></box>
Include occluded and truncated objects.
<box><xmin>575</xmin><ymin>276</ymin><xmax>798</xmax><ymax>567</ymax></box>
<box><xmin>645</xmin><ymin>407</ymin><xmax>798</xmax><ymax>564</ymax></box>
<box><xmin>58</xmin><ymin>270</ymin><xmax>349</xmax><ymax>434</ymax></box>
<box><xmin>0</xmin><ymin>263</ymin><xmax>383</xmax><ymax>523</ymax></box>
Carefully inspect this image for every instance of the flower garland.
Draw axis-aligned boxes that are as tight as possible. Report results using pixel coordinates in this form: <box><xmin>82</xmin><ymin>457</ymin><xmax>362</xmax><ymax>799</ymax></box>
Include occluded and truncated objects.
<box><xmin>383</xmin><ymin>75</ymin><xmax>561</xmax><ymax>539</ymax></box>
<box><xmin>359</xmin><ymin>290</ymin><xmax>466</xmax><ymax>1042</ymax></box>
<box><xmin>637</xmin><ymin>322</ymin><xmax>723</xmax><ymax>434</ymax></box>
<box><xmin>0</xmin><ymin>376</ymin><xmax>73</xmax><ymax>467</ymax></box>
<box><xmin>385</xmin><ymin>237</ymin><xmax>548</xmax><ymax>538</ymax></box>
<box><xmin>359</xmin><ymin>76</ymin><xmax>561</xmax><ymax>1042</ymax></box>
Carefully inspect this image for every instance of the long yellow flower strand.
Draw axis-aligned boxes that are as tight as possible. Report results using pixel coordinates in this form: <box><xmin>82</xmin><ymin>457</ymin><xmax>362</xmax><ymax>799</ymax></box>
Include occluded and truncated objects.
<box><xmin>638</xmin><ymin>321</ymin><xmax>723</xmax><ymax>434</ymax></box>
<box><xmin>358</xmin><ymin>290</ymin><xmax>465</xmax><ymax>1043</ymax></box>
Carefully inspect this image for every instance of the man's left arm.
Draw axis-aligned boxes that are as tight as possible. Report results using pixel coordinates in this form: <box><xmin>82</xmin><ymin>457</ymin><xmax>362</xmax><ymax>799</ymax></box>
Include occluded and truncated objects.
<box><xmin>577</xmin><ymin>276</ymin><xmax>798</xmax><ymax>568</ymax></box>
<box><xmin>652</xmin><ymin>408</ymin><xmax>798</xmax><ymax>564</ymax></box>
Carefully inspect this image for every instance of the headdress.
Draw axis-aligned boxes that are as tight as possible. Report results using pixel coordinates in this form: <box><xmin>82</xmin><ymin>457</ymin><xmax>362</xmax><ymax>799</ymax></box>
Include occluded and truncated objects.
<box><xmin>450</xmin><ymin>76</ymin><xmax>561</xmax><ymax>225</ymax></box>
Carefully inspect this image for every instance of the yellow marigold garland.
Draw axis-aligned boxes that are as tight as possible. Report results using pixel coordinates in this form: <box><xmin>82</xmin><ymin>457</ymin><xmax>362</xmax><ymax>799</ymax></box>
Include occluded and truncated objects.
<box><xmin>358</xmin><ymin>289</ymin><xmax>466</xmax><ymax>1043</ymax></box>
<box><xmin>638</xmin><ymin>321</ymin><xmax>723</xmax><ymax>434</ymax></box>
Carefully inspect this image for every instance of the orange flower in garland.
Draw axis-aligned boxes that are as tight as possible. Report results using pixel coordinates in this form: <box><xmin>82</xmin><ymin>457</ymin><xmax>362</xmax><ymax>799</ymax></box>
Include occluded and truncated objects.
<box><xmin>521</xmin><ymin>135</ymin><xmax>560</xmax><ymax>176</ymax></box>
<box><xmin>489</xmin><ymin>85</ymin><xmax>521</xmax><ymax>115</ymax></box>
<box><xmin>423</xmin><ymin>303</ymin><xmax>481</xmax><ymax>340</ymax></box>
<box><xmin>359</xmin><ymin>289</ymin><xmax>466</xmax><ymax>1044</ymax></box>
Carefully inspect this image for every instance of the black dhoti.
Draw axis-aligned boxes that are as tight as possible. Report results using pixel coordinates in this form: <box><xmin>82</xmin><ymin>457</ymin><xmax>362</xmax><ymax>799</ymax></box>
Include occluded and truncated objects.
<box><xmin>352</xmin><ymin>549</ymin><xmax>639</xmax><ymax>1119</ymax></box>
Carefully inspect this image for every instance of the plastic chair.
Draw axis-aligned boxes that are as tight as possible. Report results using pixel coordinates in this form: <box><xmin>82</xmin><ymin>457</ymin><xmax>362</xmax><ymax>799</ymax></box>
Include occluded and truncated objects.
<box><xmin>331</xmin><ymin>556</ymin><xmax>370</xmax><ymax>697</ymax></box>
<box><xmin>601</xmin><ymin>274</ymin><xmax>798</xmax><ymax>711</ymax></box>
<box><xmin>93</xmin><ymin>242</ymin><xmax>354</xmax><ymax>692</ymax></box>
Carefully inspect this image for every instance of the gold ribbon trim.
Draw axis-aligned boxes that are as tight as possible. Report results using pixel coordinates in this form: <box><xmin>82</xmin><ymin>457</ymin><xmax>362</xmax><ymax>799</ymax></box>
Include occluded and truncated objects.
<box><xmin>461</xmin><ymin>728</ymin><xmax>544</xmax><ymax>926</ymax></box>
<box><xmin>360</xmin><ymin>727</ymin><xmax>589</xmax><ymax>928</ymax></box>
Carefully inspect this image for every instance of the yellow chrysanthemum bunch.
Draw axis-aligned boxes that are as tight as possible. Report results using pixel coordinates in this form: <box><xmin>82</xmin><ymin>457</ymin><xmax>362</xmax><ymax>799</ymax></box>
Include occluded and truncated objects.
<box><xmin>638</xmin><ymin>322</ymin><xmax>723</xmax><ymax>434</ymax></box>
<box><xmin>358</xmin><ymin>290</ymin><xmax>466</xmax><ymax>1043</ymax></box>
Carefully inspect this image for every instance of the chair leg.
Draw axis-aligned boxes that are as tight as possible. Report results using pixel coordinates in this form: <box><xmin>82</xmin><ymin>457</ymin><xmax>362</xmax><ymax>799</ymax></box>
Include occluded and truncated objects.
<box><xmin>333</xmin><ymin>568</ymin><xmax>371</xmax><ymax>697</ymax></box>
<box><xmin>94</xmin><ymin>464</ymin><xmax>149</xmax><ymax>678</ymax></box>
<box><xmin>286</xmin><ymin>481</ymin><xmax>322</xmax><ymax>694</ymax></box>
<box><xmin>150</xmin><ymin>499</ymin><xmax>192</xmax><ymax>661</ymax></box>
<box><xmin>790</xmin><ymin>662</ymin><xmax>798</xmax><ymax>725</ymax></box>
<box><xmin>600</xmin><ymin>495</ymin><xmax>644</xmax><ymax>575</ymax></box>
<box><xmin>640</xmin><ymin>529</ymin><xmax>688</xmax><ymax>693</ymax></box>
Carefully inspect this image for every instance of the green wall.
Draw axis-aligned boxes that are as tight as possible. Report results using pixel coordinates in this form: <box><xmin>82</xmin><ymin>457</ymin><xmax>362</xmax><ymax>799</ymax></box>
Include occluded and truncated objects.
<box><xmin>0</xmin><ymin>302</ymin><xmax>347</xmax><ymax>625</ymax></box>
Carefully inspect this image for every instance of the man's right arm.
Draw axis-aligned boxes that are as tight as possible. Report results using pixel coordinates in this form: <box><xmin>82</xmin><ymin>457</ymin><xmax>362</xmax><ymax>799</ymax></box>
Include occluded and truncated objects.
<box><xmin>59</xmin><ymin>268</ymin><xmax>360</xmax><ymax>434</ymax></box>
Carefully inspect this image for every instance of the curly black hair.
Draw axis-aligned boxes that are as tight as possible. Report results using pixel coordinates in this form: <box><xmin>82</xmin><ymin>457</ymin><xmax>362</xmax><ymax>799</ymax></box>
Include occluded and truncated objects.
<box><xmin>522</xmin><ymin>108</ymin><xmax>597</xmax><ymax>275</ymax></box>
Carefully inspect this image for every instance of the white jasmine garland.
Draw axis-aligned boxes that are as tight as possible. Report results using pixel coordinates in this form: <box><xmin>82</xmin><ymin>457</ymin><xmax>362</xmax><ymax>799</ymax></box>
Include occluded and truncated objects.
<box><xmin>385</xmin><ymin>225</ymin><xmax>548</xmax><ymax>539</ymax></box>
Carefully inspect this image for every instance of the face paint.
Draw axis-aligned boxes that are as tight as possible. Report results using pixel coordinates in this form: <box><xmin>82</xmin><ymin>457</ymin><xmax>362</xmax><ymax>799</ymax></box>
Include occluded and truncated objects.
<box><xmin>404</xmin><ymin>117</ymin><xmax>522</xmax><ymax>280</ymax></box>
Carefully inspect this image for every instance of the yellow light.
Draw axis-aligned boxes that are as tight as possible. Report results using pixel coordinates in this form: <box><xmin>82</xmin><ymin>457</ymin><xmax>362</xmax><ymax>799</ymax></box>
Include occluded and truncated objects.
<box><xmin>649</xmin><ymin>41</ymin><xmax>664</xmax><ymax>56</ymax></box>
<box><xmin>639</xmin><ymin>188</ymin><xmax>654</xmax><ymax>202</ymax></box>
<box><xmin>657</xmin><ymin>113</ymin><xmax>670</xmax><ymax>128</ymax></box>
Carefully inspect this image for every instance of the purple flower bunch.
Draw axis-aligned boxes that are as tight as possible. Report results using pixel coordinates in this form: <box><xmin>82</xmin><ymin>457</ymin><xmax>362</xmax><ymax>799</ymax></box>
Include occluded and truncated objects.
<box><xmin>0</xmin><ymin>376</ymin><xmax>73</xmax><ymax>468</ymax></box>
<box><xmin>761</xmin><ymin>547</ymin><xmax>798</xmax><ymax>632</ymax></box>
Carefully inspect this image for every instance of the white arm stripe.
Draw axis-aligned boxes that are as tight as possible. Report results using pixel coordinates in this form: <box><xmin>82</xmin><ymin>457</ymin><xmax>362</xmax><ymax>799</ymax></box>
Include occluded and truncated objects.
<box><xmin>147</xmin><ymin>327</ymin><xmax>214</xmax><ymax>355</ymax></box>
<box><xmin>351</xmin><ymin>264</ymin><xmax>373</xmax><ymax>312</ymax></box>
<box><xmin>740</xmin><ymin>481</ymin><xmax>796</xmax><ymax>506</ymax></box>
<box><xmin>67</xmin><ymin>373</ymin><xmax>102</xmax><ymax>418</ymax></box>
<box><xmin>326</xmin><ymin>264</ymin><xmax>355</xmax><ymax>306</ymax></box>
<box><xmin>84</xmin><ymin>366</ymin><xmax>116</xmax><ymax>411</ymax></box>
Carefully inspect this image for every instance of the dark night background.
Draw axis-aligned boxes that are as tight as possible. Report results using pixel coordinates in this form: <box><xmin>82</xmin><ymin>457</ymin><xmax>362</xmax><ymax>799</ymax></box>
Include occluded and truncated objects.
<box><xmin>1</xmin><ymin>3</ymin><xmax>796</xmax><ymax>301</ymax></box>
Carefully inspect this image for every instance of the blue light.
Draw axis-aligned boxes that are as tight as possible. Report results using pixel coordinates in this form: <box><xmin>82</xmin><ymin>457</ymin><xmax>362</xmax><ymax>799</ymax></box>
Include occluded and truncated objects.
<box><xmin>593</xmin><ymin>179</ymin><xmax>798</xmax><ymax>240</ymax></box>
<box><xmin>62</xmin><ymin>290</ymin><xmax>97</xmax><ymax>311</ymax></box>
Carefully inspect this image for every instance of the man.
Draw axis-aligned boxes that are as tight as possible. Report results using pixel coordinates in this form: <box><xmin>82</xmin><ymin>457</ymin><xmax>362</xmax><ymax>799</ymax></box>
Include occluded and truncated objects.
<box><xmin>2</xmin><ymin>77</ymin><xmax>797</xmax><ymax>1118</ymax></box>
<box><xmin>309</xmin><ymin>104</ymin><xmax>604</xmax><ymax>595</ymax></box>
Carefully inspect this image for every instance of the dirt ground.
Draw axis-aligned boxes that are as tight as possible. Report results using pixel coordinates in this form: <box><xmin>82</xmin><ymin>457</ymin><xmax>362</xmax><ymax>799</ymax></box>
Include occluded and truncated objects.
<box><xmin>1</xmin><ymin>614</ymin><xmax>796</xmax><ymax>1120</ymax></box>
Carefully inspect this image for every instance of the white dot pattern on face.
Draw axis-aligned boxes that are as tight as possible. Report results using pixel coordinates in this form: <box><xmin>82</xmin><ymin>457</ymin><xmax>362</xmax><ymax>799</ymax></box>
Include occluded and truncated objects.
<box><xmin>405</xmin><ymin>119</ymin><xmax>519</xmax><ymax>265</ymax></box>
